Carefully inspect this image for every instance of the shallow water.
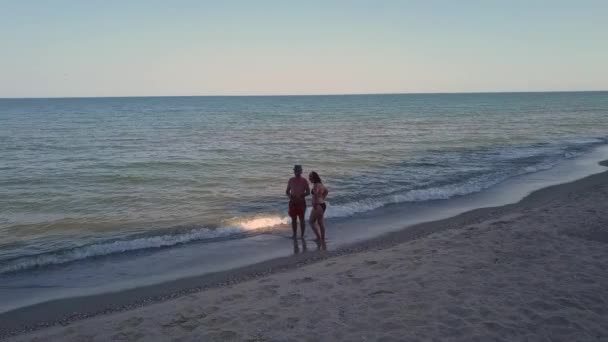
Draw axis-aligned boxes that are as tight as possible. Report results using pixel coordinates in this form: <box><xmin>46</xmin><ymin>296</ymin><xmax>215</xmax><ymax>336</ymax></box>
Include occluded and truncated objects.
<box><xmin>1</xmin><ymin>92</ymin><xmax>607</xmax><ymax>274</ymax></box>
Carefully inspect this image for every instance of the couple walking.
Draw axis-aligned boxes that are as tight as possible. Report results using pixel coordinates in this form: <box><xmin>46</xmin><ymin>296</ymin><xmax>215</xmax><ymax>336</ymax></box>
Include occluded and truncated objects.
<box><xmin>285</xmin><ymin>165</ymin><xmax>328</xmax><ymax>242</ymax></box>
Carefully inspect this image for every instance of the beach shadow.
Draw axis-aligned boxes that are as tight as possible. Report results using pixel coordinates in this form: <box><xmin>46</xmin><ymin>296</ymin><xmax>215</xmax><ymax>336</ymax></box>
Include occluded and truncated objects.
<box><xmin>292</xmin><ymin>238</ymin><xmax>308</xmax><ymax>254</ymax></box>
<box><xmin>292</xmin><ymin>237</ymin><xmax>327</xmax><ymax>254</ymax></box>
<box><xmin>314</xmin><ymin>240</ymin><xmax>327</xmax><ymax>251</ymax></box>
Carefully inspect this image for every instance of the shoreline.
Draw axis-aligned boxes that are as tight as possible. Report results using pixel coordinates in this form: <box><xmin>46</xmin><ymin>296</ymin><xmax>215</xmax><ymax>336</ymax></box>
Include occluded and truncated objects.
<box><xmin>2</xmin><ymin>160</ymin><xmax>607</xmax><ymax>339</ymax></box>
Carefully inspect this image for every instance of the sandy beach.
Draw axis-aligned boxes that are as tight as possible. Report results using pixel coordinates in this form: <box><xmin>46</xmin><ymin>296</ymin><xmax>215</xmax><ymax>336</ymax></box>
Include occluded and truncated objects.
<box><xmin>3</xmin><ymin>164</ymin><xmax>608</xmax><ymax>341</ymax></box>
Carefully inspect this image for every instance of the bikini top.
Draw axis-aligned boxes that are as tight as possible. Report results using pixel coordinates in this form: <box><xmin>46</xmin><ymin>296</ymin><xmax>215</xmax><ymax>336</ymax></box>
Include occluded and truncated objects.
<box><xmin>312</xmin><ymin>183</ymin><xmax>325</xmax><ymax>200</ymax></box>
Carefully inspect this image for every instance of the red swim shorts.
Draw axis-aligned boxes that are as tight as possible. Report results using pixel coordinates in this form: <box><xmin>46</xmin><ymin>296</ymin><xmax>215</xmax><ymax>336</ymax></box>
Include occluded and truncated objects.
<box><xmin>289</xmin><ymin>201</ymin><xmax>306</xmax><ymax>218</ymax></box>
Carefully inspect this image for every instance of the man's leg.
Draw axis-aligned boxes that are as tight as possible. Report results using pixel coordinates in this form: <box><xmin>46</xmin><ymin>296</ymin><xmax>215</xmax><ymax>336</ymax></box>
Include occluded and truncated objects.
<box><xmin>291</xmin><ymin>216</ymin><xmax>297</xmax><ymax>238</ymax></box>
<box><xmin>298</xmin><ymin>213</ymin><xmax>306</xmax><ymax>238</ymax></box>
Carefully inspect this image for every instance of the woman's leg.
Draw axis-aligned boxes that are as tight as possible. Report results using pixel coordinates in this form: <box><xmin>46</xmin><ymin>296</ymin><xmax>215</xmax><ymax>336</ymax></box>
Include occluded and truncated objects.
<box><xmin>309</xmin><ymin>207</ymin><xmax>322</xmax><ymax>241</ymax></box>
<box><xmin>318</xmin><ymin>214</ymin><xmax>326</xmax><ymax>241</ymax></box>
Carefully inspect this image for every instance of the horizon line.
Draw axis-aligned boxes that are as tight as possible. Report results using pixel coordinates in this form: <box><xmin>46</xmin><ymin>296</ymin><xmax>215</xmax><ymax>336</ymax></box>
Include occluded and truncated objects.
<box><xmin>1</xmin><ymin>89</ymin><xmax>607</xmax><ymax>100</ymax></box>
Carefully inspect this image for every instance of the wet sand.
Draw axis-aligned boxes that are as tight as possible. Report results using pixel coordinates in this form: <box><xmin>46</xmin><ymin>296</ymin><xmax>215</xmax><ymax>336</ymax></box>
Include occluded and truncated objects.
<box><xmin>3</xmin><ymin>163</ymin><xmax>608</xmax><ymax>341</ymax></box>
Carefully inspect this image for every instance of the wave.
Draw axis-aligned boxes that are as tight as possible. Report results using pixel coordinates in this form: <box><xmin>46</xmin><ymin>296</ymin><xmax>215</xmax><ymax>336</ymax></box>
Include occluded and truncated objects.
<box><xmin>0</xmin><ymin>226</ymin><xmax>241</xmax><ymax>274</ymax></box>
<box><xmin>0</xmin><ymin>214</ymin><xmax>295</xmax><ymax>275</ymax></box>
<box><xmin>324</xmin><ymin>156</ymin><xmax>569</xmax><ymax>219</ymax></box>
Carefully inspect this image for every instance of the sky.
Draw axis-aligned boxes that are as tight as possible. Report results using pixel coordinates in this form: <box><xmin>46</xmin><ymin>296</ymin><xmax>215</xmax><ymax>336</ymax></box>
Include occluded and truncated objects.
<box><xmin>1</xmin><ymin>0</ymin><xmax>607</xmax><ymax>97</ymax></box>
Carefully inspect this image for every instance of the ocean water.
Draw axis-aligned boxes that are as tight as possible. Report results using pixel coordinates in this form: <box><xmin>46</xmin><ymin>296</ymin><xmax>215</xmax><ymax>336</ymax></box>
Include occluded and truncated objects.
<box><xmin>1</xmin><ymin>92</ymin><xmax>607</xmax><ymax>275</ymax></box>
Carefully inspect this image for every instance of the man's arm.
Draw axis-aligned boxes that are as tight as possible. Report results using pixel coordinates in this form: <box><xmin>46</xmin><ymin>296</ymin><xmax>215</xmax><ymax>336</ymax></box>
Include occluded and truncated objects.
<box><xmin>285</xmin><ymin>180</ymin><xmax>291</xmax><ymax>198</ymax></box>
<box><xmin>303</xmin><ymin>180</ymin><xmax>310</xmax><ymax>197</ymax></box>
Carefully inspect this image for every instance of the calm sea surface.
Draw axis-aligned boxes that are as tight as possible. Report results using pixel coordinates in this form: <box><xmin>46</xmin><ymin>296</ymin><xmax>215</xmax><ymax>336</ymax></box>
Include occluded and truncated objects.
<box><xmin>1</xmin><ymin>92</ymin><xmax>607</xmax><ymax>274</ymax></box>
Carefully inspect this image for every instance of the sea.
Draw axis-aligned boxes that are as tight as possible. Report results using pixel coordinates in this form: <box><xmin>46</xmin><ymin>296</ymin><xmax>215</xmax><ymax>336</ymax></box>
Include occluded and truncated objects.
<box><xmin>1</xmin><ymin>92</ymin><xmax>608</xmax><ymax>311</ymax></box>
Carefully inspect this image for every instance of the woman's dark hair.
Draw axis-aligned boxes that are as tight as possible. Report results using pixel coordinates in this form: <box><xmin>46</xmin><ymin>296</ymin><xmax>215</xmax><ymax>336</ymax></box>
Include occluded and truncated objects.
<box><xmin>309</xmin><ymin>171</ymin><xmax>322</xmax><ymax>184</ymax></box>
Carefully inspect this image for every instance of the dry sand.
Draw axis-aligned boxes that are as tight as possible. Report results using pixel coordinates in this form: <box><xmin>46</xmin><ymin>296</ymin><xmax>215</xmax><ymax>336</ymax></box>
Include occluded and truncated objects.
<box><xmin>4</xmin><ymin>168</ymin><xmax>608</xmax><ymax>341</ymax></box>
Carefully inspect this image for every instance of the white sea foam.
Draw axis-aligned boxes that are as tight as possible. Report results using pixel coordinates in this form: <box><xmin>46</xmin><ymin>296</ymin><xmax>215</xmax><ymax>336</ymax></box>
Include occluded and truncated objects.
<box><xmin>325</xmin><ymin>158</ymin><xmax>566</xmax><ymax>220</ymax></box>
<box><xmin>324</xmin><ymin>179</ymin><xmax>493</xmax><ymax>219</ymax></box>
<box><xmin>0</xmin><ymin>226</ymin><xmax>245</xmax><ymax>274</ymax></box>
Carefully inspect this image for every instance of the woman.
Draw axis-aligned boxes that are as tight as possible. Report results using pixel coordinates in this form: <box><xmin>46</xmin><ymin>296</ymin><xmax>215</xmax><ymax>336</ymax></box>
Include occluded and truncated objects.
<box><xmin>308</xmin><ymin>171</ymin><xmax>329</xmax><ymax>242</ymax></box>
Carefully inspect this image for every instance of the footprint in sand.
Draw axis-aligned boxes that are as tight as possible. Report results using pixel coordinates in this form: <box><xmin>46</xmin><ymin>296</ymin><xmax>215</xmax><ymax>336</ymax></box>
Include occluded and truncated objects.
<box><xmin>381</xmin><ymin>321</ymin><xmax>402</xmax><ymax>332</ymax></box>
<box><xmin>446</xmin><ymin>306</ymin><xmax>473</xmax><ymax>318</ymax></box>
<box><xmin>446</xmin><ymin>289</ymin><xmax>461</xmax><ymax>297</ymax></box>
<box><xmin>161</xmin><ymin>313</ymin><xmax>189</xmax><ymax>328</ymax></box>
<box><xmin>483</xmin><ymin>321</ymin><xmax>507</xmax><ymax>332</ymax></box>
<box><xmin>319</xmin><ymin>282</ymin><xmax>335</xmax><ymax>290</ymax></box>
<box><xmin>206</xmin><ymin>305</ymin><xmax>220</xmax><ymax>314</ymax></box>
<box><xmin>112</xmin><ymin>330</ymin><xmax>145</xmax><ymax>341</ymax></box>
<box><xmin>490</xmin><ymin>220</ymin><xmax>513</xmax><ymax>226</ymax></box>
<box><xmin>279</xmin><ymin>292</ymin><xmax>303</xmax><ymax>305</ymax></box>
<box><xmin>64</xmin><ymin>327</ymin><xmax>78</xmax><ymax>336</ymax></box>
<box><xmin>161</xmin><ymin>312</ymin><xmax>206</xmax><ymax>332</ymax></box>
<box><xmin>284</xmin><ymin>316</ymin><xmax>301</xmax><ymax>329</ymax></box>
<box><xmin>290</xmin><ymin>276</ymin><xmax>316</xmax><ymax>284</ymax></box>
<box><xmin>378</xmin><ymin>309</ymin><xmax>397</xmax><ymax>318</ymax></box>
<box><xmin>543</xmin><ymin>315</ymin><xmax>571</xmax><ymax>326</ymax></box>
<box><xmin>364</xmin><ymin>260</ymin><xmax>392</xmax><ymax>271</ymax></box>
<box><xmin>258</xmin><ymin>277</ymin><xmax>275</xmax><ymax>284</ymax></box>
<box><xmin>368</xmin><ymin>289</ymin><xmax>394</xmax><ymax>297</ymax></box>
<box><xmin>529</xmin><ymin>300</ymin><xmax>559</xmax><ymax>312</ymax></box>
<box><xmin>557</xmin><ymin>298</ymin><xmax>585</xmax><ymax>310</ymax></box>
<box><xmin>258</xmin><ymin>284</ymin><xmax>280</xmax><ymax>298</ymax></box>
<box><xmin>336</xmin><ymin>270</ymin><xmax>366</xmax><ymax>286</ymax></box>
<box><xmin>220</xmin><ymin>293</ymin><xmax>246</xmax><ymax>303</ymax></box>
<box><xmin>369</xmin><ymin>301</ymin><xmax>388</xmax><ymax>310</ymax></box>
<box><xmin>244</xmin><ymin>311</ymin><xmax>277</xmax><ymax>322</ymax></box>
<box><xmin>117</xmin><ymin>316</ymin><xmax>144</xmax><ymax>329</ymax></box>
<box><xmin>203</xmin><ymin>330</ymin><xmax>239</xmax><ymax>341</ymax></box>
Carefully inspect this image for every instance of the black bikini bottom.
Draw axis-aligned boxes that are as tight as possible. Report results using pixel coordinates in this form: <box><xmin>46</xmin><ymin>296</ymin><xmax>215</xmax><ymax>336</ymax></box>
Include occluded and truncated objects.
<box><xmin>315</xmin><ymin>203</ymin><xmax>326</xmax><ymax>213</ymax></box>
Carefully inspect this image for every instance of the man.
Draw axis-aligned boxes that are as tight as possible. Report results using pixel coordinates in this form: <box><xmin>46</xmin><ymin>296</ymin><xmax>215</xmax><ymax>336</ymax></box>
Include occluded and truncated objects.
<box><xmin>286</xmin><ymin>165</ymin><xmax>310</xmax><ymax>239</ymax></box>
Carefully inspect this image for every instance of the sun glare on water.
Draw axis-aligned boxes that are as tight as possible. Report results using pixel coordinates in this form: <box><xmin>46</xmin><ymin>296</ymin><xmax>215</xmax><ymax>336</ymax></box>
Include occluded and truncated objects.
<box><xmin>229</xmin><ymin>215</ymin><xmax>290</xmax><ymax>231</ymax></box>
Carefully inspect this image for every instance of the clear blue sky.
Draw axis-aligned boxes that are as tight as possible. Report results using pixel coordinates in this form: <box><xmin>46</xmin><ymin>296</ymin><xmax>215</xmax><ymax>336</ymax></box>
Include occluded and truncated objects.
<box><xmin>1</xmin><ymin>0</ymin><xmax>607</xmax><ymax>97</ymax></box>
